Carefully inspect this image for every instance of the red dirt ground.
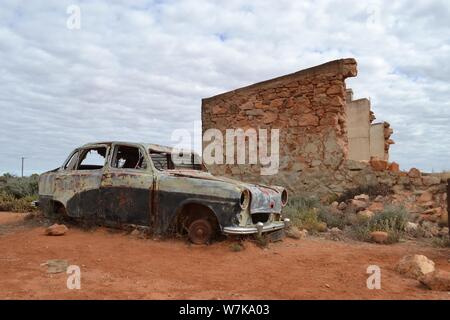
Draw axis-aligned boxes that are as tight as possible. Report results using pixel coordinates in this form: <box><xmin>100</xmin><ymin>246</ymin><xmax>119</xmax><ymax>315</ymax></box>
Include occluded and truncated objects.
<box><xmin>0</xmin><ymin>212</ymin><xmax>449</xmax><ymax>300</ymax></box>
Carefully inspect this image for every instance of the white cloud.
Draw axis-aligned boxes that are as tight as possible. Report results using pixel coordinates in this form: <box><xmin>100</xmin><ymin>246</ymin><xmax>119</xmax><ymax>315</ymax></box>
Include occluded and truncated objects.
<box><xmin>0</xmin><ymin>0</ymin><xmax>449</xmax><ymax>175</ymax></box>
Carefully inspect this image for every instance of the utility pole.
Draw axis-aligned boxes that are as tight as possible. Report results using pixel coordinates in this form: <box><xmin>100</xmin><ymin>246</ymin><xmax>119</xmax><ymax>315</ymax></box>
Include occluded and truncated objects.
<box><xmin>21</xmin><ymin>157</ymin><xmax>25</xmax><ymax>178</ymax></box>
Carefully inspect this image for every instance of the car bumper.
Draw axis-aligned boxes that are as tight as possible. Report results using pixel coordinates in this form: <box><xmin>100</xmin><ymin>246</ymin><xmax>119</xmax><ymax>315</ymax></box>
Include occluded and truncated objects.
<box><xmin>223</xmin><ymin>219</ymin><xmax>290</xmax><ymax>235</ymax></box>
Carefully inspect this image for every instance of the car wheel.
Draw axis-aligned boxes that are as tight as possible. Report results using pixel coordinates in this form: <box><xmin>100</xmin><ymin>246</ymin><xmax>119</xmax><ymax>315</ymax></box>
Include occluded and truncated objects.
<box><xmin>188</xmin><ymin>219</ymin><xmax>213</xmax><ymax>245</ymax></box>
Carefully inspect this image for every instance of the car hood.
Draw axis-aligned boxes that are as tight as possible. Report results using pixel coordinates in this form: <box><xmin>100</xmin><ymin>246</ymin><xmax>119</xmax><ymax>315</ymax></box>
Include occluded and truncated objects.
<box><xmin>164</xmin><ymin>169</ymin><xmax>285</xmax><ymax>213</ymax></box>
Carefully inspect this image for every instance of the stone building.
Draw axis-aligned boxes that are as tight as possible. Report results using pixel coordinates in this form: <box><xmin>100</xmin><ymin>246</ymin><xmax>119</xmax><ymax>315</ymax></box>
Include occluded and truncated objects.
<box><xmin>346</xmin><ymin>89</ymin><xmax>394</xmax><ymax>162</ymax></box>
<box><xmin>201</xmin><ymin>58</ymin><xmax>395</xmax><ymax>196</ymax></box>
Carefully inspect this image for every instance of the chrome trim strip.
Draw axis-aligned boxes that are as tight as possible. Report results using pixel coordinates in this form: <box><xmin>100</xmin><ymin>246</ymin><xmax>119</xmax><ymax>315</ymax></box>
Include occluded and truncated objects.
<box><xmin>223</xmin><ymin>221</ymin><xmax>286</xmax><ymax>235</ymax></box>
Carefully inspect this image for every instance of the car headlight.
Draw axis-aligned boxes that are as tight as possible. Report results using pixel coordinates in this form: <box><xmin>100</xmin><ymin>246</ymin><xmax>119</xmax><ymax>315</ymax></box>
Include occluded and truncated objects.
<box><xmin>281</xmin><ymin>189</ymin><xmax>288</xmax><ymax>207</ymax></box>
<box><xmin>240</xmin><ymin>189</ymin><xmax>251</xmax><ymax>210</ymax></box>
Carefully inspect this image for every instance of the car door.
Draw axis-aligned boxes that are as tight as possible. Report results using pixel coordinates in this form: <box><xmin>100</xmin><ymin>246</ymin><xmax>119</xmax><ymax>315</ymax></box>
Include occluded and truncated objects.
<box><xmin>63</xmin><ymin>144</ymin><xmax>109</xmax><ymax>220</ymax></box>
<box><xmin>100</xmin><ymin>143</ymin><xmax>153</xmax><ymax>227</ymax></box>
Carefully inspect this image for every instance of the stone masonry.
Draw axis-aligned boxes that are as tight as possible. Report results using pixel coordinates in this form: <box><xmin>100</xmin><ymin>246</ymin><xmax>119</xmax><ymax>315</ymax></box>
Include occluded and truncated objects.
<box><xmin>202</xmin><ymin>58</ymin><xmax>359</xmax><ymax>196</ymax></box>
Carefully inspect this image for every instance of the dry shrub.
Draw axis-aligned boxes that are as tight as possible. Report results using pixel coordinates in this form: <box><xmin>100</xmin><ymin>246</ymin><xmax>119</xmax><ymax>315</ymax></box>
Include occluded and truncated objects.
<box><xmin>348</xmin><ymin>206</ymin><xmax>408</xmax><ymax>244</ymax></box>
<box><xmin>337</xmin><ymin>183</ymin><xmax>392</xmax><ymax>203</ymax></box>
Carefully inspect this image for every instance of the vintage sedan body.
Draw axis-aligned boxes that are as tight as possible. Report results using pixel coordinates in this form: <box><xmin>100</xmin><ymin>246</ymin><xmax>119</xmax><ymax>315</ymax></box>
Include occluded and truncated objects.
<box><xmin>39</xmin><ymin>142</ymin><xmax>290</xmax><ymax>244</ymax></box>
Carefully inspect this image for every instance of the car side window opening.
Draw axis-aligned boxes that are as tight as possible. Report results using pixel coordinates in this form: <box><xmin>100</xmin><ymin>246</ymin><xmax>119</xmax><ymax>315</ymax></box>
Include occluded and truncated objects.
<box><xmin>112</xmin><ymin>145</ymin><xmax>147</xmax><ymax>170</ymax></box>
<box><xmin>150</xmin><ymin>151</ymin><xmax>204</xmax><ymax>171</ymax></box>
<box><xmin>76</xmin><ymin>147</ymin><xmax>107</xmax><ymax>170</ymax></box>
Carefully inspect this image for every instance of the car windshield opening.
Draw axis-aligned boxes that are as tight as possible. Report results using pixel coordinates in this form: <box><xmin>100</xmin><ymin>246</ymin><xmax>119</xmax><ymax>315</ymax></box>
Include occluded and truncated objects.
<box><xmin>76</xmin><ymin>147</ymin><xmax>107</xmax><ymax>170</ymax></box>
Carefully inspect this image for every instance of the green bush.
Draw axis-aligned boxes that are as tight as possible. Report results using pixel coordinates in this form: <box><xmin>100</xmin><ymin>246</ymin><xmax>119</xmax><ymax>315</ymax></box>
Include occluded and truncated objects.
<box><xmin>0</xmin><ymin>192</ymin><xmax>37</xmax><ymax>212</ymax></box>
<box><xmin>348</xmin><ymin>206</ymin><xmax>408</xmax><ymax>243</ymax></box>
<box><xmin>0</xmin><ymin>173</ymin><xmax>39</xmax><ymax>212</ymax></box>
<box><xmin>284</xmin><ymin>197</ymin><xmax>326</xmax><ymax>232</ymax></box>
<box><xmin>318</xmin><ymin>207</ymin><xmax>348</xmax><ymax>229</ymax></box>
<box><xmin>0</xmin><ymin>174</ymin><xmax>39</xmax><ymax>198</ymax></box>
<box><xmin>368</xmin><ymin>206</ymin><xmax>408</xmax><ymax>232</ymax></box>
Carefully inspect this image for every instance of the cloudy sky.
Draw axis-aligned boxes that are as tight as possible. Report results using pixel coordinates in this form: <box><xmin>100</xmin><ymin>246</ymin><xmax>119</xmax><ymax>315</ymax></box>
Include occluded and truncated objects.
<box><xmin>0</xmin><ymin>0</ymin><xmax>449</xmax><ymax>175</ymax></box>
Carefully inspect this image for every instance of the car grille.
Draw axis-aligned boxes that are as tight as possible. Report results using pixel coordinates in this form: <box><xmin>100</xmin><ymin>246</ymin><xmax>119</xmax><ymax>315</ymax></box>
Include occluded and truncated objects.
<box><xmin>251</xmin><ymin>213</ymin><xmax>270</xmax><ymax>224</ymax></box>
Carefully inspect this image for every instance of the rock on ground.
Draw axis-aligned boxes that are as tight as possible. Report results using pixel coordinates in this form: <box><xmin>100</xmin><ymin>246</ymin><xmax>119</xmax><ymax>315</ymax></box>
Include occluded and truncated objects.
<box><xmin>419</xmin><ymin>270</ymin><xmax>450</xmax><ymax>291</ymax></box>
<box><xmin>396</xmin><ymin>254</ymin><xmax>435</xmax><ymax>279</ymax></box>
<box><xmin>370</xmin><ymin>231</ymin><xmax>388</xmax><ymax>244</ymax></box>
<box><xmin>350</xmin><ymin>199</ymin><xmax>368</xmax><ymax>211</ymax></box>
<box><xmin>405</xmin><ymin>222</ymin><xmax>418</xmax><ymax>233</ymax></box>
<box><xmin>45</xmin><ymin>223</ymin><xmax>68</xmax><ymax>236</ymax></box>
<box><xmin>286</xmin><ymin>226</ymin><xmax>304</xmax><ymax>239</ymax></box>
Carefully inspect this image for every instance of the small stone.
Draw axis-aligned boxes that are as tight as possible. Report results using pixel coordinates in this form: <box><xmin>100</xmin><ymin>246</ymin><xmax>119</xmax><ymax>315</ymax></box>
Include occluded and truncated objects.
<box><xmin>419</xmin><ymin>270</ymin><xmax>450</xmax><ymax>291</ymax></box>
<box><xmin>45</xmin><ymin>224</ymin><xmax>68</xmax><ymax>236</ymax></box>
<box><xmin>370</xmin><ymin>231</ymin><xmax>389</xmax><ymax>243</ymax></box>
<box><xmin>337</xmin><ymin>202</ymin><xmax>347</xmax><ymax>210</ymax></box>
<box><xmin>350</xmin><ymin>199</ymin><xmax>369</xmax><ymax>211</ymax></box>
<box><xmin>405</xmin><ymin>222</ymin><xmax>418</xmax><ymax>233</ymax></box>
<box><xmin>298</xmin><ymin>229</ymin><xmax>308</xmax><ymax>239</ymax></box>
<box><xmin>396</xmin><ymin>255</ymin><xmax>435</xmax><ymax>279</ymax></box>
<box><xmin>285</xmin><ymin>226</ymin><xmax>302</xmax><ymax>239</ymax></box>
<box><xmin>417</xmin><ymin>191</ymin><xmax>433</xmax><ymax>203</ymax></box>
<box><xmin>370</xmin><ymin>159</ymin><xmax>388</xmax><ymax>171</ymax></box>
<box><xmin>374</xmin><ymin>195</ymin><xmax>384</xmax><ymax>202</ymax></box>
<box><xmin>408</xmin><ymin>168</ymin><xmax>421</xmax><ymax>178</ymax></box>
<box><xmin>388</xmin><ymin>162</ymin><xmax>400</xmax><ymax>172</ymax></box>
<box><xmin>331</xmin><ymin>201</ymin><xmax>339</xmax><ymax>209</ymax></box>
<box><xmin>354</xmin><ymin>194</ymin><xmax>369</xmax><ymax>202</ymax></box>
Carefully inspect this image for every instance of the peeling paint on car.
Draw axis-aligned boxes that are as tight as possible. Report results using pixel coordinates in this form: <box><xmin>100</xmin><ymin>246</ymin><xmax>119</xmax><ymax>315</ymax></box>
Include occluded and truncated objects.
<box><xmin>38</xmin><ymin>141</ymin><xmax>289</xmax><ymax>238</ymax></box>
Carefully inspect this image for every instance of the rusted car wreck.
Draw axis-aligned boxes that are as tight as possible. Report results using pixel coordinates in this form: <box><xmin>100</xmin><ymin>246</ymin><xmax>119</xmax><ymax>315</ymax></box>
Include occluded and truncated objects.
<box><xmin>38</xmin><ymin>142</ymin><xmax>290</xmax><ymax>244</ymax></box>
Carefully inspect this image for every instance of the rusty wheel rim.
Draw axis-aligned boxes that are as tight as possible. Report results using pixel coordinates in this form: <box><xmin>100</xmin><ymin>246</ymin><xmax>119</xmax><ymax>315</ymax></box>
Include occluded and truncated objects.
<box><xmin>188</xmin><ymin>219</ymin><xmax>212</xmax><ymax>245</ymax></box>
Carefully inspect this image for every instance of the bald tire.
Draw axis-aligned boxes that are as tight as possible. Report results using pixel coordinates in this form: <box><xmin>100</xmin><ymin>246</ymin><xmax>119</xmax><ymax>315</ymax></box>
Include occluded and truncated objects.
<box><xmin>188</xmin><ymin>219</ymin><xmax>213</xmax><ymax>245</ymax></box>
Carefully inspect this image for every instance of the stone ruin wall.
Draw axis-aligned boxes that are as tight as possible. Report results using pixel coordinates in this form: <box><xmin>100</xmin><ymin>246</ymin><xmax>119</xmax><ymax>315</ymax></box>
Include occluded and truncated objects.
<box><xmin>201</xmin><ymin>57</ymin><xmax>448</xmax><ymax>228</ymax></box>
<box><xmin>346</xmin><ymin>89</ymin><xmax>394</xmax><ymax>162</ymax></box>
<box><xmin>202</xmin><ymin>58</ymin><xmax>358</xmax><ymax>196</ymax></box>
<box><xmin>202</xmin><ymin>58</ymin><xmax>445</xmax><ymax>201</ymax></box>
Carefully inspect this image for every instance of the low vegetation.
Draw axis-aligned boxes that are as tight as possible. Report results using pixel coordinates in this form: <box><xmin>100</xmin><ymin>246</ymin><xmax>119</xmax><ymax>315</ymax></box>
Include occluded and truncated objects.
<box><xmin>349</xmin><ymin>206</ymin><xmax>408</xmax><ymax>244</ymax></box>
<box><xmin>285</xmin><ymin>196</ymin><xmax>410</xmax><ymax>244</ymax></box>
<box><xmin>336</xmin><ymin>183</ymin><xmax>392</xmax><ymax>203</ymax></box>
<box><xmin>283</xmin><ymin>197</ymin><xmax>327</xmax><ymax>233</ymax></box>
<box><xmin>0</xmin><ymin>174</ymin><xmax>38</xmax><ymax>212</ymax></box>
<box><xmin>432</xmin><ymin>235</ymin><xmax>450</xmax><ymax>248</ymax></box>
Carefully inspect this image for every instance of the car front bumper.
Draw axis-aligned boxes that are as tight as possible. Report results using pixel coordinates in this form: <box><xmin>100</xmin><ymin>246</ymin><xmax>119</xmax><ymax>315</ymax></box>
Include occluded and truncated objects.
<box><xmin>223</xmin><ymin>219</ymin><xmax>290</xmax><ymax>235</ymax></box>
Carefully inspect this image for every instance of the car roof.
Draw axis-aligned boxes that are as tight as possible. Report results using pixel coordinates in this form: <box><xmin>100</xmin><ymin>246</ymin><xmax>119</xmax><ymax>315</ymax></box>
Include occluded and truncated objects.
<box><xmin>80</xmin><ymin>141</ymin><xmax>194</xmax><ymax>154</ymax></box>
